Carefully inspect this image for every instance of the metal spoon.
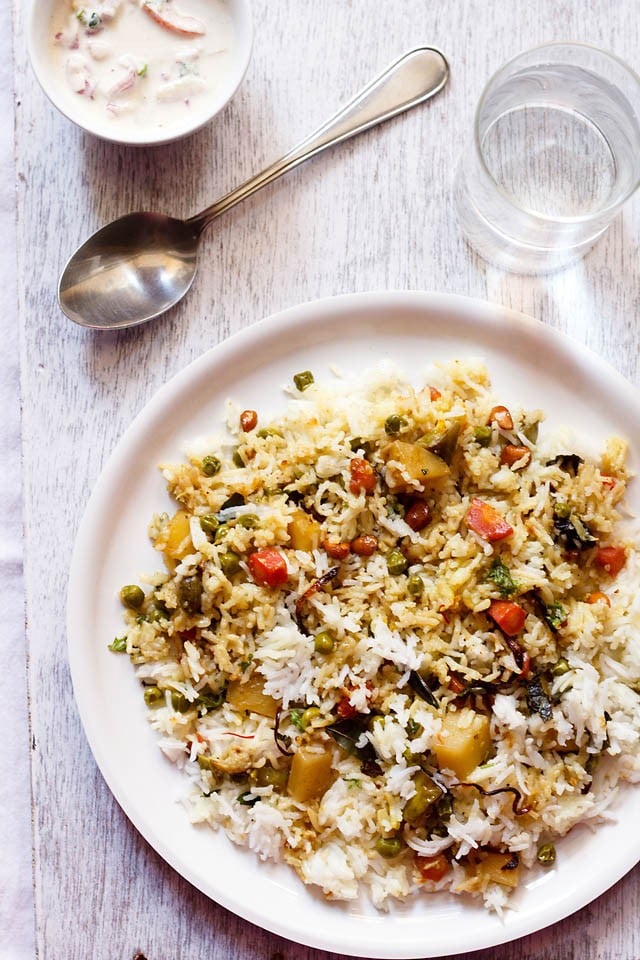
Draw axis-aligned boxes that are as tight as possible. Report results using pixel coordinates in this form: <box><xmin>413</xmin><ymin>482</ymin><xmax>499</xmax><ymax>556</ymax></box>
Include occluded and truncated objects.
<box><xmin>59</xmin><ymin>46</ymin><xmax>449</xmax><ymax>330</ymax></box>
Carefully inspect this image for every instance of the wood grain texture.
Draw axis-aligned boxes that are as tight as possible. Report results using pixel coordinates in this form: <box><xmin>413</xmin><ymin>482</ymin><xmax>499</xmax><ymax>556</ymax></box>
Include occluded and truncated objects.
<box><xmin>13</xmin><ymin>0</ymin><xmax>640</xmax><ymax>958</ymax></box>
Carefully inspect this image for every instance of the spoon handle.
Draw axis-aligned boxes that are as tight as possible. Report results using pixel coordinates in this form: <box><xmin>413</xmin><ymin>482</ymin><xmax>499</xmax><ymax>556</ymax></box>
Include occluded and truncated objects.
<box><xmin>188</xmin><ymin>46</ymin><xmax>448</xmax><ymax>233</ymax></box>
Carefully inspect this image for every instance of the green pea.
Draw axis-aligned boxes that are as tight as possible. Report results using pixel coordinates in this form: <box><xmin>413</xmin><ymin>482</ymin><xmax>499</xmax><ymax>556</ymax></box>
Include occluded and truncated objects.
<box><xmin>314</xmin><ymin>630</ymin><xmax>336</xmax><ymax>655</ymax></box>
<box><xmin>249</xmin><ymin>764</ymin><xmax>289</xmax><ymax>789</ymax></box>
<box><xmin>384</xmin><ymin>415</ymin><xmax>408</xmax><ymax>436</ymax></box>
<box><xmin>219</xmin><ymin>551</ymin><xmax>241</xmax><ymax>577</ymax></box>
<box><xmin>407</xmin><ymin>573</ymin><xmax>424</xmax><ymax>597</ymax></box>
<box><xmin>537</xmin><ymin>842</ymin><xmax>556</xmax><ymax>866</ymax></box>
<box><xmin>143</xmin><ymin>685</ymin><xmax>164</xmax><ymax>707</ymax></box>
<box><xmin>232</xmin><ymin>449</ymin><xmax>245</xmax><ymax>468</ymax></box>
<box><xmin>214</xmin><ymin>524</ymin><xmax>228</xmax><ymax>544</ymax></box>
<box><xmin>386</xmin><ymin>549</ymin><xmax>407</xmax><ymax>576</ymax></box>
<box><xmin>120</xmin><ymin>584</ymin><xmax>145</xmax><ymax>609</ymax></box>
<box><xmin>171</xmin><ymin>691</ymin><xmax>191</xmax><ymax>712</ymax></box>
<box><xmin>473</xmin><ymin>425</ymin><xmax>492</xmax><ymax>447</ymax></box>
<box><xmin>403</xmin><ymin>772</ymin><xmax>442</xmax><ymax>822</ymax></box>
<box><xmin>257</xmin><ymin>428</ymin><xmax>283</xmax><ymax>439</ymax></box>
<box><xmin>236</xmin><ymin>514</ymin><xmax>259</xmax><ymax>529</ymax></box>
<box><xmin>200</xmin><ymin>513</ymin><xmax>219</xmax><ymax>535</ymax></box>
<box><xmin>293</xmin><ymin>370</ymin><xmax>314</xmax><ymax>392</ymax></box>
<box><xmin>147</xmin><ymin>601</ymin><xmax>168</xmax><ymax>623</ymax></box>
<box><xmin>201</xmin><ymin>455</ymin><xmax>221</xmax><ymax>477</ymax></box>
<box><xmin>300</xmin><ymin>707</ymin><xmax>322</xmax><ymax>729</ymax></box>
<box><xmin>375</xmin><ymin>836</ymin><xmax>403</xmax><ymax>859</ymax></box>
<box><xmin>551</xmin><ymin>657</ymin><xmax>570</xmax><ymax>677</ymax></box>
<box><xmin>178</xmin><ymin>575</ymin><xmax>202</xmax><ymax>614</ymax></box>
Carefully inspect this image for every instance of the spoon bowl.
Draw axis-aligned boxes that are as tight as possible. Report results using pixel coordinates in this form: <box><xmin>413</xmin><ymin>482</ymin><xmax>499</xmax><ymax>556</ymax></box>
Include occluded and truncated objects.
<box><xmin>59</xmin><ymin>47</ymin><xmax>449</xmax><ymax>330</ymax></box>
<box><xmin>59</xmin><ymin>213</ymin><xmax>200</xmax><ymax>328</ymax></box>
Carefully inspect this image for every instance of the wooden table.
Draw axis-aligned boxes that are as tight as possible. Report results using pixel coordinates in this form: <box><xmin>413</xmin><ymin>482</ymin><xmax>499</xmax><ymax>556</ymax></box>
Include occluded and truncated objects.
<box><xmin>13</xmin><ymin>1</ymin><xmax>640</xmax><ymax>958</ymax></box>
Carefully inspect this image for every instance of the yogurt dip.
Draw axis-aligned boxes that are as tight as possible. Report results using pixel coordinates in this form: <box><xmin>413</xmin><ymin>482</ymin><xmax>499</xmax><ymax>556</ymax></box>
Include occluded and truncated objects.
<box><xmin>50</xmin><ymin>0</ymin><xmax>234</xmax><ymax>135</ymax></box>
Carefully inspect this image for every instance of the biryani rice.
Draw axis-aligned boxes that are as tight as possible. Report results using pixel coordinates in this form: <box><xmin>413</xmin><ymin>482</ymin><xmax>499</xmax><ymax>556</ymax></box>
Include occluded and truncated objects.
<box><xmin>115</xmin><ymin>360</ymin><xmax>640</xmax><ymax>912</ymax></box>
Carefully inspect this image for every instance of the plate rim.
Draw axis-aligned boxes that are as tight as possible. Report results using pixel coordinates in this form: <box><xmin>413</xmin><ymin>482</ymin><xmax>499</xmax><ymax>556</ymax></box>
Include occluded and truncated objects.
<box><xmin>67</xmin><ymin>290</ymin><xmax>640</xmax><ymax>958</ymax></box>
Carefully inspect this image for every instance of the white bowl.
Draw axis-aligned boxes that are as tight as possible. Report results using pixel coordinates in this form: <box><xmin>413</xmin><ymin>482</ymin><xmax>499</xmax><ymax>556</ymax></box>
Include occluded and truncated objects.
<box><xmin>27</xmin><ymin>0</ymin><xmax>253</xmax><ymax>146</ymax></box>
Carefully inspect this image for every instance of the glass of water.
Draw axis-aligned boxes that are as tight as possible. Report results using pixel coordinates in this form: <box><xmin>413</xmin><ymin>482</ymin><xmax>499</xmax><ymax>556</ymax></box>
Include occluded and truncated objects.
<box><xmin>454</xmin><ymin>42</ymin><xmax>640</xmax><ymax>273</ymax></box>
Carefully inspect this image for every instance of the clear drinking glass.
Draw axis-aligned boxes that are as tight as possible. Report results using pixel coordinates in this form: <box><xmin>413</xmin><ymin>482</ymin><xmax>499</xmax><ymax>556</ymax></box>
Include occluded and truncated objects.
<box><xmin>454</xmin><ymin>42</ymin><xmax>640</xmax><ymax>273</ymax></box>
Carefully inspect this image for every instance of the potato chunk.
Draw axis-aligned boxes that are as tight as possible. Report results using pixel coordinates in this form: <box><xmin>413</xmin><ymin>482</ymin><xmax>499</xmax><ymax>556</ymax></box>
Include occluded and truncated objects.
<box><xmin>382</xmin><ymin>441</ymin><xmax>450</xmax><ymax>494</ymax></box>
<box><xmin>288</xmin><ymin>510</ymin><xmax>321</xmax><ymax>551</ymax></box>
<box><xmin>227</xmin><ymin>674</ymin><xmax>280</xmax><ymax>719</ymax></box>
<box><xmin>434</xmin><ymin>708</ymin><xmax>491</xmax><ymax>778</ymax></box>
<box><xmin>287</xmin><ymin>746</ymin><xmax>333</xmax><ymax>803</ymax></box>
<box><xmin>158</xmin><ymin>509</ymin><xmax>193</xmax><ymax>560</ymax></box>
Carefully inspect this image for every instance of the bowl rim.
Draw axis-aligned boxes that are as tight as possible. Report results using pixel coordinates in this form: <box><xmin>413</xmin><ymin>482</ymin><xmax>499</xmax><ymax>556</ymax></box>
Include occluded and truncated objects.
<box><xmin>26</xmin><ymin>0</ymin><xmax>254</xmax><ymax>146</ymax></box>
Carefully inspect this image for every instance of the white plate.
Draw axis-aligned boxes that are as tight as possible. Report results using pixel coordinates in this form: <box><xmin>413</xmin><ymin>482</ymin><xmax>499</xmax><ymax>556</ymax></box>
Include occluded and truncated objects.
<box><xmin>68</xmin><ymin>292</ymin><xmax>640</xmax><ymax>958</ymax></box>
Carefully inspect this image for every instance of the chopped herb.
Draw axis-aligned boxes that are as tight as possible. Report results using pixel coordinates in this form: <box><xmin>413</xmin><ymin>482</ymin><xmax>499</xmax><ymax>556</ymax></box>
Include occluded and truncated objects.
<box><xmin>237</xmin><ymin>791</ymin><xmax>260</xmax><ymax>806</ymax></box>
<box><xmin>288</xmin><ymin>708</ymin><xmax>305</xmax><ymax>731</ymax></box>
<box><xmin>344</xmin><ymin>778</ymin><xmax>361</xmax><ymax>789</ymax></box>
<box><xmin>239</xmin><ymin>654</ymin><xmax>254</xmax><ymax>672</ymax></box>
<box><xmin>197</xmin><ymin>686</ymin><xmax>227</xmax><ymax>711</ymax></box>
<box><xmin>87</xmin><ymin>11</ymin><xmax>102</xmax><ymax>28</ymax></box>
<box><xmin>406</xmin><ymin>718</ymin><xmax>423</xmax><ymax>737</ymax></box>
<box><xmin>486</xmin><ymin>557</ymin><xmax>519</xmax><ymax>598</ymax></box>
<box><xmin>544</xmin><ymin>602</ymin><xmax>568</xmax><ymax>630</ymax></box>
<box><xmin>108</xmin><ymin>636</ymin><xmax>127</xmax><ymax>653</ymax></box>
<box><xmin>137</xmin><ymin>64</ymin><xmax>148</xmax><ymax>77</ymax></box>
<box><xmin>384</xmin><ymin>415</ymin><xmax>408</xmax><ymax>436</ymax></box>
<box><xmin>526</xmin><ymin>675</ymin><xmax>553</xmax><ymax>721</ymax></box>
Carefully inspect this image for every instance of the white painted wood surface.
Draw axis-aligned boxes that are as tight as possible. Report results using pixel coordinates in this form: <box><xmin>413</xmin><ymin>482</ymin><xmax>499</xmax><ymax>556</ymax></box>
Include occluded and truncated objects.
<box><xmin>13</xmin><ymin>1</ymin><xmax>640</xmax><ymax>958</ymax></box>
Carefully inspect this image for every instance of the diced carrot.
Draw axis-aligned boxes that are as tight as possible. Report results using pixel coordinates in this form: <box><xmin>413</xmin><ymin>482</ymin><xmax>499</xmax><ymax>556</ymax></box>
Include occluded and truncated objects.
<box><xmin>429</xmin><ymin>386</ymin><xmax>442</xmax><ymax>401</ymax></box>
<box><xmin>595</xmin><ymin>546</ymin><xmax>626</xmax><ymax>577</ymax></box>
<box><xmin>586</xmin><ymin>591</ymin><xmax>611</xmax><ymax>606</ymax></box>
<box><xmin>466</xmin><ymin>498</ymin><xmax>513</xmax><ymax>542</ymax></box>
<box><xmin>488</xmin><ymin>405</ymin><xmax>514</xmax><ymax>431</ymax></box>
<box><xmin>415</xmin><ymin>852</ymin><xmax>450</xmax><ymax>882</ymax></box>
<box><xmin>248</xmin><ymin>548</ymin><xmax>288</xmax><ymax>587</ymax></box>
<box><xmin>337</xmin><ymin>697</ymin><xmax>358</xmax><ymax>720</ymax></box>
<box><xmin>488</xmin><ymin>599</ymin><xmax>526</xmax><ymax>636</ymax></box>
